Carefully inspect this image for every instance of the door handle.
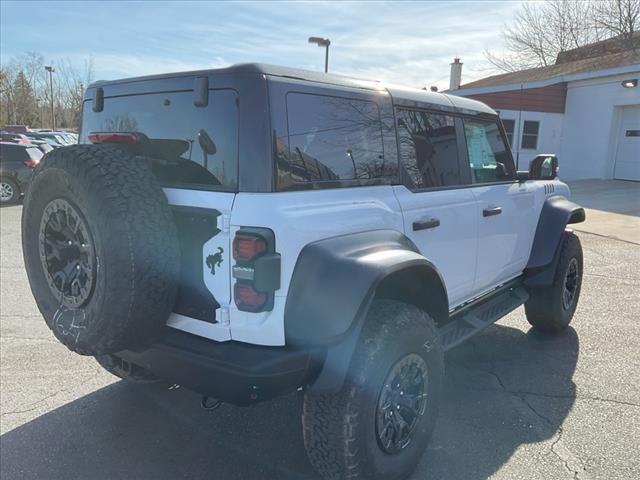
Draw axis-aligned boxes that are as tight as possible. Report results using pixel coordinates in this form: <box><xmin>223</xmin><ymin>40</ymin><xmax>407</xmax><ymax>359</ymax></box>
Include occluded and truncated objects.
<box><xmin>413</xmin><ymin>218</ymin><xmax>440</xmax><ymax>231</ymax></box>
<box><xmin>483</xmin><ymin>206</ymin><xmax>502</xmax><ymax>217</ymax></box>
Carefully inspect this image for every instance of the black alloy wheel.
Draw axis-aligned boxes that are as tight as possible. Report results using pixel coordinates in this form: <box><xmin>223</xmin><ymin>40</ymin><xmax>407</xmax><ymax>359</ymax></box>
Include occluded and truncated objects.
<box><xmin>38</xmin><ymin>198</ymin><xmax>96</xmax><ymax>309</ymax></box>
<box><xmin>562</xmin><ymin>257</ymin><xmax>579</xmax><ymax>310</ymax></box>
<box><xmin>376</xmin><ymin>353</ymin><xmax>429</xmax><ymax>454</ymax></box>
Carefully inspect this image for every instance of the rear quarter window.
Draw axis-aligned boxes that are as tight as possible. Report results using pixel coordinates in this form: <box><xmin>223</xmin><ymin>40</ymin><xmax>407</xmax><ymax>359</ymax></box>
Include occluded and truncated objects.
<box><xmin>81</xmin><ymin>89</ymin><xmax>239</xmax><ymax>191</ymax></box>
<box><xmin>276</xmin><ymin>92</ymin><xmax>394</xmax><ymax>190</ymax></box>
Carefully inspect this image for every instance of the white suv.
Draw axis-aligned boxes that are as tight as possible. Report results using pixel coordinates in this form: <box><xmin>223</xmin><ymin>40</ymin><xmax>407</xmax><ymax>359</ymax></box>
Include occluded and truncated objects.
<box><xmin>22</xmin><ymin>64</ymin><xmax>585</xmax><ymax>480</ymax></box>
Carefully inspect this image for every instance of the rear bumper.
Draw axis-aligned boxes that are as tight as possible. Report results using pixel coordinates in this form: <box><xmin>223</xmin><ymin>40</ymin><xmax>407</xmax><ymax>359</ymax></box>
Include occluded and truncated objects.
<box><xmin>115</xmin><ymin>328</ymin><xmax>321</xmax><ymax>405</ymax></box>
<box><xmin>15</xmin><ymin>168</ymin><xmax>33</xmax><ymax>190</ymax></box>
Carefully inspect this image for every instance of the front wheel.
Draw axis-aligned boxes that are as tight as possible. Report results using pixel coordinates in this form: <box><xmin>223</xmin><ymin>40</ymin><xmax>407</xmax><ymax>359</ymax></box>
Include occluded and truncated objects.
<box><xmin>303</xmin><ymin>300</ymin><xmax>444</xmax><ymax>480</ymax></box>
<box><xmin>525</xmin><ymin>231</ymin><xmax>583</xmax><ymax>333</ymax></box>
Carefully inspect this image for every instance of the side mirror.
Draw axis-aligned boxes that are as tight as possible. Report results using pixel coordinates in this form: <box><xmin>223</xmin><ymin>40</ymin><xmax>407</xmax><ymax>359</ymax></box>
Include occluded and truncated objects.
<box><xmin>529</xmin><ymin>154</ymin><xmax>558</xmax><ymax>180</ymax></box>
<box><xmin>516</xmin><ymin>171</ymin><xmax>530</xmax><ymax>182</ymax></box>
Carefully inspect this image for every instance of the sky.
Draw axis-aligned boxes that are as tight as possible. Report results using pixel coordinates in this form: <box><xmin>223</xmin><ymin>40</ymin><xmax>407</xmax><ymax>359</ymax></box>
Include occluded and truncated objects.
<box><xmin>0</xmin><ymin>1</ymin><xmax>522</xmax><ymax>90</ymax></box>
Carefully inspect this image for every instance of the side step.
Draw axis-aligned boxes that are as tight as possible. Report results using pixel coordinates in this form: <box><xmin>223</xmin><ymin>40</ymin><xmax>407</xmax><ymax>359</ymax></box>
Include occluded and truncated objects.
<box><xmin>439</xmin><ymin>285</ymin><xmax>529</xmax><ymax>351</ymax></box>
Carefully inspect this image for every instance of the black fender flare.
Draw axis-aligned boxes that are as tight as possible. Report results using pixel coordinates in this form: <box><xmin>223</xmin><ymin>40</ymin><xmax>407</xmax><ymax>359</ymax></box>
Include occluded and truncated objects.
<box><xmin>524</xmin><ymin>195</ymin><xmax>585</xmax><ymax>287</ymax></box>
<box><xmin>284</xmin><ymin>229</ymin><xmax>448</xmax><ymax>393</ymax></box>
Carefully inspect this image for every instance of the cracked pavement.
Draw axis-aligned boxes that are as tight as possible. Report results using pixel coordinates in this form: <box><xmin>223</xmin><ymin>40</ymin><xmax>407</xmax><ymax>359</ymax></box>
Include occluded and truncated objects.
<box><xmin>1</xmin><ymin>204</ymin><xmax>639</xmax><ymax>479</ymax></box>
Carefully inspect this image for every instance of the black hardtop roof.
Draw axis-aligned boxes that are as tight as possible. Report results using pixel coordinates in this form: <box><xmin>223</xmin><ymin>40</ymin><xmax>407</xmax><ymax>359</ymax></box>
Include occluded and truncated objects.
<box><xmin>88</xmin><ymin>62</ymin><xmax>496</xmax><ymax>116</ymax></box>
<box><xmin>89</xmin><ymin>63</ymin><xmax>379</xmax><ymax>89</ymax></box>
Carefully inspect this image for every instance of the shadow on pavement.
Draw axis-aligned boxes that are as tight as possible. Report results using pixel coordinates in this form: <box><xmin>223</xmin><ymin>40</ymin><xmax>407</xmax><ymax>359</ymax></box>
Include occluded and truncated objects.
<box><xmin>568</xmin><ymin>179</ymin><xmax>640</xmax><ymax>217</ymax></box>
<box><xmin>0</xmin><ymin>323</ymin><xmax>578</xmax><ymax>480</ymax></box>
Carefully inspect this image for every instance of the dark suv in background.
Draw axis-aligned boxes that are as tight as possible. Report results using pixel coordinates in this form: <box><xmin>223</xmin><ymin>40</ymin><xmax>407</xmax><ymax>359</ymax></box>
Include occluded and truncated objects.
<box><xmin>0</xmin><ymin>142</ymin><xmax>42</xmax><ymax>204</ymax></box>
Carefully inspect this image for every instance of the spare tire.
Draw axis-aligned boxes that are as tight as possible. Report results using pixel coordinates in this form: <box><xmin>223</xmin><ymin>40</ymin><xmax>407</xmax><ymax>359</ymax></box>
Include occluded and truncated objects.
<box><xmin>22</xmin><ymin>144</ymin><xmax>180</xmax><ymax>355</ymax></box>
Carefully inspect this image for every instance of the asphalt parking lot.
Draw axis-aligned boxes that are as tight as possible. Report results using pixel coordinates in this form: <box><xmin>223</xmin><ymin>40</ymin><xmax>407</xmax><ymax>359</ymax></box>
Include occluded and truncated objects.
<box><xmin>1</xmin><ymin>203</ymin><xmax>639</xmax><ymax>480</ymax></box>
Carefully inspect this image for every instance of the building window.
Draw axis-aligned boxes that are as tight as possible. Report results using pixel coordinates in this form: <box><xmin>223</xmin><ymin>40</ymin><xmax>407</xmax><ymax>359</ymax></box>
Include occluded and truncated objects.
<box><xmin>501</xmin><ymin>119</ymin><xmax>515</xmax><ymax>147</ymax></box>
<box><xmin>521</xmin><ymin>120</ymin><xmax>540</xmax><ymax>149</ymax></box>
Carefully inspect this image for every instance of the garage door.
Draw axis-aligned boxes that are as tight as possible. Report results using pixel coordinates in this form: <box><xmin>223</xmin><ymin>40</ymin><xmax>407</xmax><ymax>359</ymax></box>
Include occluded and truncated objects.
<box><xmin>614</xmin><ymin>105</ymin><xmax>640</xmax><ymax>181</ymax></box>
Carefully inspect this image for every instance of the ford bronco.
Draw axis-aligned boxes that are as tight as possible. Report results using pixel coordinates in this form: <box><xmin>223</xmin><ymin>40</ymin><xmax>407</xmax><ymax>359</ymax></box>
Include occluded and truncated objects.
<box><xmin>22</xmin><ymin>64</ymin><xmax>585</xmax><ymax>480</ymax></box>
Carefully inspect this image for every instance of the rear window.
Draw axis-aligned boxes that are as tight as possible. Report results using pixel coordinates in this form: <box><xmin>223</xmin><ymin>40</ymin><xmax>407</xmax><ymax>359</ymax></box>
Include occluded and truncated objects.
<box><xmin>81</xmin><ymin>89</ymin><xmax>239</xmax><ymax>191</ymax></box>
<box><xmin>277</xmin><ymin>92</ymin><xmax>390</xmax><ymax>189</ymax></box>
<box><xmin>0</xmin><ymin>143</ymin><xmax>28</xmax><ymax>162</ymax></box>
<box><xmin>26</xmin><ymin>147</ymin><xmax>43</xmax><ymax>161</ymax></box>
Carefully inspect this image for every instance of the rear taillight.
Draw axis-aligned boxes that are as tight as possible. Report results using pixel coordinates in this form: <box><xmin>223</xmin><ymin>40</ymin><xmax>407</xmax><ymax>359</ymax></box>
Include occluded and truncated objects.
<box><xmin>232</xmin><ymin>228</ymin><xmax>280</xmax><ymax>313</ymax></box>
<box><xmin>88</xmin><ymin>132</ymin><xmax>142</xmax><ymax>144</ymax></box>
<box><xmin>233</xmin><ymin>234</ymin><xmax>267</xmax><ymax>262</ymax></box>
<box><xmin>234</xmin><ymin>283</ymin><xmax>268</xmax><ymax>313</ymax></box>
<box><xmin>23</xmin><ymin>158</ymin><xmax>39</xmax><ymax>168</ymax></box>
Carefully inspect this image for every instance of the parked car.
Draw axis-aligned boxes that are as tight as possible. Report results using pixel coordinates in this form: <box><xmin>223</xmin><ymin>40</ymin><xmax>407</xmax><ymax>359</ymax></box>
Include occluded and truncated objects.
<box><xmin>0</xmin><ymin>132</ymin><xmax>31</xmax><ymax>145</ymax></box>
<box><xmin>0</xmin><ymin>142</ymin><xmax>42</xmax><ymax>204</ymax></box>
<box><xmin>23</xmin><ymin>133</ymin><xmax>64</xmax><ymax>148</ymax></box>
<box><xmin>21</xmin><ymin>64</ymin><xmax>585</xmax><ymax>480</ymax></box>
<box><xmin>2</xmin><ymin>125</ymin><xmax>29</xmax><ymax>133</ymax></box>
<box><xmin>42</xmin><ymin>132</ymin><xmax>71</xmax><ymax>145</ymax></box>
<box><xmin>32</xmin><ymin>130</ymin><xmax>77</xmax><ymax>145</ymax></box>
<box><xmin>29</xmin><ymin>139</ymin><xmax>54</xmax><ymax>154</ymax></box>
<box><xmin>57</xmin><ymin>132</ymin><xmax>79</xmax><ymax>144</ymax></box>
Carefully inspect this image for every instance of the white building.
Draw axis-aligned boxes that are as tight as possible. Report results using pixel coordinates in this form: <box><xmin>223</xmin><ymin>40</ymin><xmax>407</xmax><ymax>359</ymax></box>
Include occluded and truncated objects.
<box><xmin>452</xmin><ymin>34</ymin><xmax>640</xmax><ymax>181</ymax></box>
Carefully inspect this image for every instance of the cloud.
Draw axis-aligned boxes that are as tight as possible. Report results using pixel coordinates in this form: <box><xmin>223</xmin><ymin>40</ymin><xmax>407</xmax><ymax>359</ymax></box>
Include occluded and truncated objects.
<box><xmin>1</xmin><ymin>0</ymin><xmax>522</xmax><ymax>90</ymax></box>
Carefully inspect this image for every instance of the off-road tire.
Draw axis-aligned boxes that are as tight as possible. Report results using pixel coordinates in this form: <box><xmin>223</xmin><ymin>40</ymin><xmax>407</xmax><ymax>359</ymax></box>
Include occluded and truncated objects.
<box><xmin>22</xmin><ymin>145</ymin><xmax>180</xmax><ymax>355</ymax></box>
<box><xmin>525</xmin><ymin>231</ymin><xmax>583</xmax><ymax>333</ymax></box>
<box><xmin>95</xmin><ymin>354</ymin><xmax>159</xmax><ymax>384</ymax></box>
<box><xmin>0</xmin><ymin>177</ymin><xmax>20</xmax><ymax>205</ymax></box>
<box><xmin>302</xmin><ymin>300</ymin><xmax>444</xmax><ymax>480</ymax></box>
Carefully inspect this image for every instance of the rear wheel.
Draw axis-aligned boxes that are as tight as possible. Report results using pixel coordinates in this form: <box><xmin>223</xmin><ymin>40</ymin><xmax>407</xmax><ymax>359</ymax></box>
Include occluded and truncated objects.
<box><xmin>303</xmin><ymin>300</ymin><xmax>444</xmax><ymax>480</ymax></box>
<box><xmin>0</xmin><ymin>177</ymin><xmax>20</xmax><ymax>205</ymax></box>
<box><xmin>525</xmin><ymin>231</ymin><xmax>583</xmax><ymax>333</ymax></box>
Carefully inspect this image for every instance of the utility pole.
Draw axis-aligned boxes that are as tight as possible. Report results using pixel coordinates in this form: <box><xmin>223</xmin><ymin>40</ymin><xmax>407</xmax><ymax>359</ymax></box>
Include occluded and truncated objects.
<box><xmin>45</xmin><ymin>66</ymin><xmax>55</xmax><ymax>130</ymax></box>
<box><xmin>308</xmin><ymin>37</ymin><xmax>331</xmax><ymax>73</ymax></box>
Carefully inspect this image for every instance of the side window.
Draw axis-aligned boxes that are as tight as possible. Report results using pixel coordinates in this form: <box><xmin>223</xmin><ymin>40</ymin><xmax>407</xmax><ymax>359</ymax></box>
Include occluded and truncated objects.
<box><xmin>501</xmin><ymin>119</ymin><xmax>515</xmax><ymax>147</ymax></box>
<box><xmin>0</xmin><ymin>144</ymin><xmax>26</xmax><ymax>162</ymax></box>
<box><xmin>463</xmin><ymin>119</ymin><xmax>514</xmax><ymax>184</ymax></box>
<box><xmin>278</xmin><ymin>92</ymin><xmax>389</xmax><ymax>189</ymax></box>
<box><xmin>81</xmin><ymin>90</ymin><xmax>239</xmax><ymax>191</ymax></box>
<box><xmin>396</xmin><ymin>109</ymin><xmax>461</xmax><ymax>189</ymax></box>
<box><xmin>521</xmin><ymin>120</ymin><xmax>540</xmax><ymax>149</ymax></box>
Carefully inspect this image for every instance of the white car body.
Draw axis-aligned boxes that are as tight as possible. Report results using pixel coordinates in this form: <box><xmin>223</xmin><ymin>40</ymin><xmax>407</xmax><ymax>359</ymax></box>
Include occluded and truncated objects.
<box><xmin>163</xmin><ymin>178</ymin><xmax>569</xmax><ymax>346</ymax></box>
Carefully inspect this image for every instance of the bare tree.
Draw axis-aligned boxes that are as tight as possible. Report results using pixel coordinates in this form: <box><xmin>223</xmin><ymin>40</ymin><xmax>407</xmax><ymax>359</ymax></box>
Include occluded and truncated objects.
<box><xmin>594</xmin><ymin>0</ymin><xmax>639</xmax><ymax>39</ymax></box>
<box><xmin>0</xmin><ymin>52</ymin><xmax>93</xmax><ymax>130</ymax></box>
<box><xmin>486</xmin><ymin>0</ymin><xmax>639</xmax><ymax>73</ymax></box>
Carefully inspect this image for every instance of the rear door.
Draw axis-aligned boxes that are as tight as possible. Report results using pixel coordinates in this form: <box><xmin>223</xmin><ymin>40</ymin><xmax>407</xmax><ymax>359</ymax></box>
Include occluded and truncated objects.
<box><xmin>461</xmin><ymin>117</ymin><xmax>536</xmax><ymax>294</ymax></box>
<box><xmin>613</xmin><ymin>105</ymin><xmax>640</xmax><ymax>181</ymax></box>
<box><xmin>81</xmin><ymin>87</ymin><xmax>240</xmax><ymax>341</ymax></box>
<box><xmin>393</xmin><ymin>108</ymin><xmax>478</xmax><ymax>307</ymax></box>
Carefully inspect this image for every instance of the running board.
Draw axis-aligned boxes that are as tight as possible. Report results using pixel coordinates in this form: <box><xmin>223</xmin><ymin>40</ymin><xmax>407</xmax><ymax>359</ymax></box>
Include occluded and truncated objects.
<box><xmin>439</xmin><ymin>286</ymin><xmax>529</xmax><ymax>351</ymax></box>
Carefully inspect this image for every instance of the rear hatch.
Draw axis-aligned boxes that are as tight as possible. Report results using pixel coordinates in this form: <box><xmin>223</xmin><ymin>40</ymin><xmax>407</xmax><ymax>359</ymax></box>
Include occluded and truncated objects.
<box><xmin>80</xmin><ymin>84</ymin><xmax>239</xmax><ymax>341</ymax></box>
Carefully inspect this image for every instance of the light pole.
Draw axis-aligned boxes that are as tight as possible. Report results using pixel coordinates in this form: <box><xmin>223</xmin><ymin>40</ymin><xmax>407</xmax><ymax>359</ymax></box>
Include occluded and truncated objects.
<box><xmin>45</xmin><ymin>66</ymin><xmax>55</xmax><ymax>130</ymax></box>
<box><xmin>308</xmin><ymin>37</ymin><xmax>330</xmax><ymax>73</ymax></box>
